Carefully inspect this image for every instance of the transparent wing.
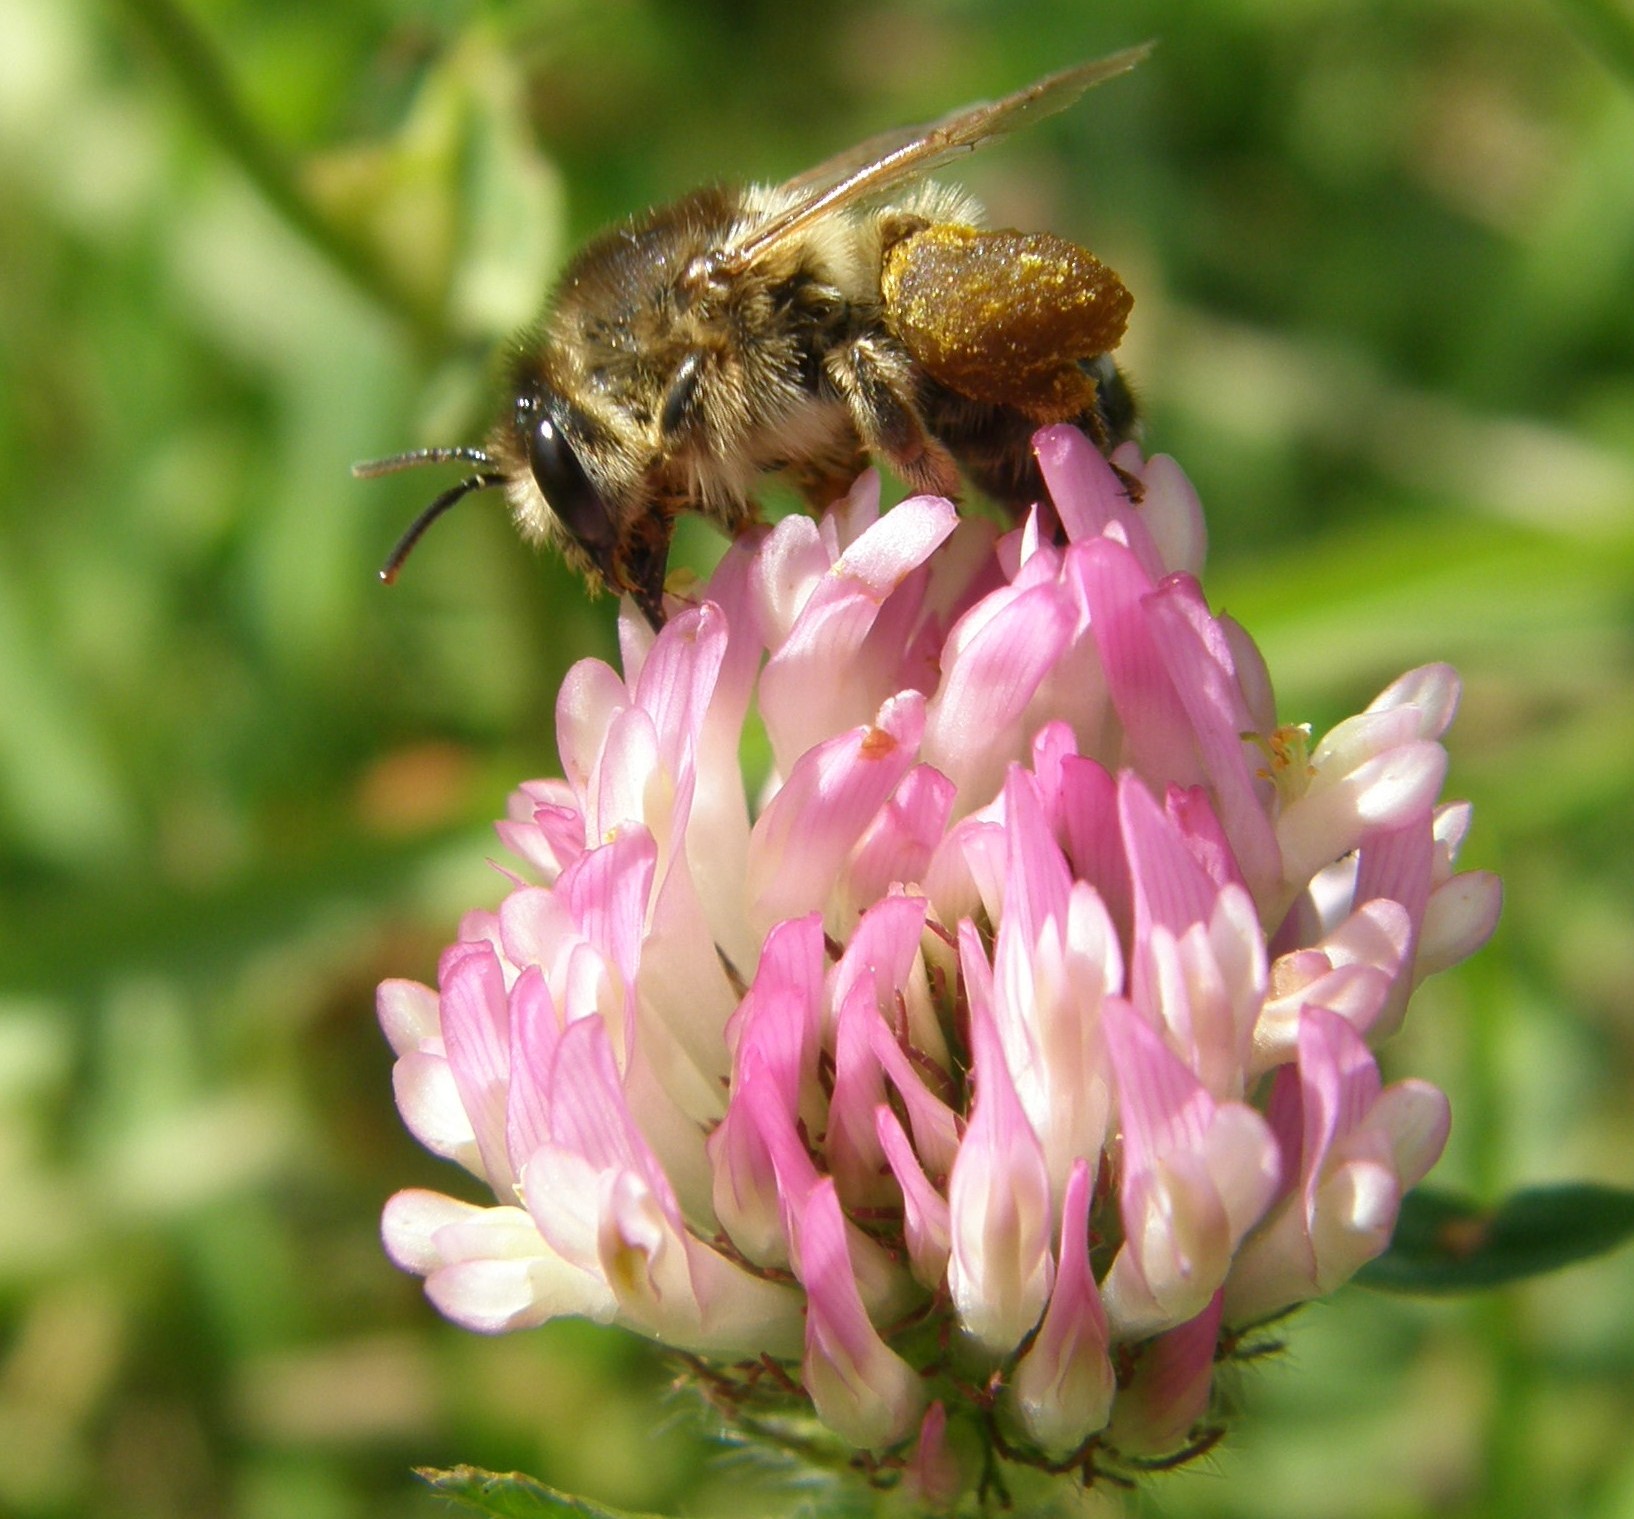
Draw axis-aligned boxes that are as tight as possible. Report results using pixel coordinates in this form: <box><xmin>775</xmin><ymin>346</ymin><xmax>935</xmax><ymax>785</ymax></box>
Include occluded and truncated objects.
<box><xmin>719</xmin><ymin>42</ymin><xmax>1152</xmax><ymax>274</ymax></box>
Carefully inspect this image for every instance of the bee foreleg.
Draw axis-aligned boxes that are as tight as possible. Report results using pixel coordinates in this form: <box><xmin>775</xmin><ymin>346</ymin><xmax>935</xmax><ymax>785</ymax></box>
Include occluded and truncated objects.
<box><xmin>825</xmin><ymin>336</ymin><xmax>961</xmax><ymax>500</ymax></box>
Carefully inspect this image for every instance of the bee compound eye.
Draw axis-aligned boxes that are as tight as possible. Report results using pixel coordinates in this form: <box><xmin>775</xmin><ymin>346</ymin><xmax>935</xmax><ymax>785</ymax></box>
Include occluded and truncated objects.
<box><xmin>528</xmin><ymin>412</ymin><xmax>614</xmax><ymax>551</ymax></box>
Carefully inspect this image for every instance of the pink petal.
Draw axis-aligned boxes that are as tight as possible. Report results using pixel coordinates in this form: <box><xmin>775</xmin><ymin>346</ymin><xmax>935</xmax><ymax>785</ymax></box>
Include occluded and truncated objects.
<box><xmin>1034</xmin><ymin>424</ymin><xmax>1166</xmax><ymax>579</ymax></box>
<box><xmin>630</xmin><ymin>601</ymin><xmax>728</xmax><ymax>786</ymax></box>
<box><xmin>759</xmin><ymin>494</ymin><xmax>957</xmax><ymax>766</ymax></box>
<box><xmin>922</xmin><ymin>580</ymin><xmax>1077</xmax><ymax>809</ymax></box>
<box><xmin>438</xmin><ymin>942</ymin><xmax>515</xmax><ymax>1192</ymax></box>
<box><xmin>504</xmin><ymin>966</ymin><xmax>559</xmax><ymax>1168</ymax></box>
<box><xmin>906</xmin><ymin>1402</ymin><xmax>963</xmax><ymax>1512</ymax></box>
<box><xmin>745</xmin><ymin>692</ymin><xmax>925</xmax><ymax>931</ymax></box>
<box><xmin>495</xmin><ymin>778</ymin><xmax>586</xmax><ymax>882</ymax></box>
<box><xmin>1104</xmin><ymin>1294</ymin><xmax>1224</xmax><ymax>1459</ymax></box>
<box><xmin>1072</xmin><ymin>539</ymin><xmax>1203</xmax><ymax>788</ymax></box>
<box><xmin>845</xmin><ymin>764</ymin><xmax>957</xmax><ymax>917</ymax></box>
<box><xmin>1143</xmin><ymin>576</ymin><xmax>1282</xmax><ymax>903</ymax></box>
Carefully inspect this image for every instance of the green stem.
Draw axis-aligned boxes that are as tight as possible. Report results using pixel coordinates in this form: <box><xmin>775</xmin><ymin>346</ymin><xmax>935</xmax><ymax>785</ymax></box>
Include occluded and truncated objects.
<box><xmin>1556</xmin><ymin>0</ymin><xmax>1634</xmax><ymax>92</ymax></box>
<box><xmin>109</xmin><ymin>0</ymin><xmax>453</xmax><ymax>354</ymax></box>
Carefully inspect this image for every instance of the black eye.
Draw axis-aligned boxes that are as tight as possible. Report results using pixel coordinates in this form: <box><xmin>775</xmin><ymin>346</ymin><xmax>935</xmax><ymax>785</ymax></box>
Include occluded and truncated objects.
<box><xmin>526</xmin><ymin>408</ymin><xmax>613</xmax><ymax>552</ymax></box>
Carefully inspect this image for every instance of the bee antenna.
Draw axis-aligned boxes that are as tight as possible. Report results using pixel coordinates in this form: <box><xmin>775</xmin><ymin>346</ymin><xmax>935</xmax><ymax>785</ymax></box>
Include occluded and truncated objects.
<box><xmin>376</xmin><ymin>471</ymin><xmax>507</xmax><ymax>584</ymax></box>
<box><xmin>352</xmin><ymin>446</ymin><xmax>495</xmax><ymax>479</ymax></box>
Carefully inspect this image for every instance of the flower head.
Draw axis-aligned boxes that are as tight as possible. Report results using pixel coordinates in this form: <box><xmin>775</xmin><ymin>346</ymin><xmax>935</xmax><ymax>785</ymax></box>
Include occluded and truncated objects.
<box><xmin>380</xmin><ymin>428</ymin><xmax>1500</xmax><ymax>1489</ymax></box>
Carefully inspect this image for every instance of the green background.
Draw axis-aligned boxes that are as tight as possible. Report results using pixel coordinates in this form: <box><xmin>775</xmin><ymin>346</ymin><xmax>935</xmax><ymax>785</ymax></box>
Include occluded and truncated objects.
<box><xmin>2</xmin><ymin>0</ymin><xmax>1632</xmax><ymax>1514</ymax></box>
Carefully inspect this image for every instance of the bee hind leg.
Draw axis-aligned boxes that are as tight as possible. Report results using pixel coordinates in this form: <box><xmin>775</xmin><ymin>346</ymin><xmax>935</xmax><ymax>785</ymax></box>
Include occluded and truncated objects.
<box><xmin>825</xmin><ymin>336</ymin><xmax>961</xmax><ymax>500</ymax></box>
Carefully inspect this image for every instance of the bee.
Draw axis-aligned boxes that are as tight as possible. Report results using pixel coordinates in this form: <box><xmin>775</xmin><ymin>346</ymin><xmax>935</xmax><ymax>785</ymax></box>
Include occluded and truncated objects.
<box><xmin>356</xmin><ymin>43</ymin><xmax>1149</xmax><ymax>628</ymax></box>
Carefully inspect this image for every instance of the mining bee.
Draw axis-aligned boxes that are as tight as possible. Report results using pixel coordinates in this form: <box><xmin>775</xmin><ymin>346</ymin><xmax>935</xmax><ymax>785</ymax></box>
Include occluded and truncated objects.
<box><xmin>356</xmin><ymin>44</ymin><xmax>1149</xmax><ymax>627</ymax></box>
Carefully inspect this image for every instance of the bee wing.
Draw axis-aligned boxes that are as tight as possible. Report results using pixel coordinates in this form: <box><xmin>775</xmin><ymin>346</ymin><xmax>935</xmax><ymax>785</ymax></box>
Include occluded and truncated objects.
<box><xmin>719</xmin><ymin>42</ymin><xmax>1151</xmax><ymax>275</ymax></box>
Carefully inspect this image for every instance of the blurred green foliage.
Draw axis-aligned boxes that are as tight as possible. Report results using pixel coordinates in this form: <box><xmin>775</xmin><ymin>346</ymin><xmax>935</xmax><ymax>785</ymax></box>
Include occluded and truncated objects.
<box><xmin>1</xmin><ymin>0</ymin><xmax>1632</xmax><ymax>1515</ymax></box>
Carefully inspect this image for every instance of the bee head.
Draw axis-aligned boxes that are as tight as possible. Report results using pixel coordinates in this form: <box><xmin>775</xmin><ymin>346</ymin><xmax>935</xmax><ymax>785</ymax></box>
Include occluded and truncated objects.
<box><xmin>508</xmin><ymin>382</ymin><xmax>669</xmax><ymax>629</ymax></box>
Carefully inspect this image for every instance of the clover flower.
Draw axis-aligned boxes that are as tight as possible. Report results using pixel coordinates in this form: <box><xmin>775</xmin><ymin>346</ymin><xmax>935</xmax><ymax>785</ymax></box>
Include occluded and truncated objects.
<box><xmin>378</xmin><ymin>426</ymin><xmax>1500</xmax><ymax>1492</ymax></box>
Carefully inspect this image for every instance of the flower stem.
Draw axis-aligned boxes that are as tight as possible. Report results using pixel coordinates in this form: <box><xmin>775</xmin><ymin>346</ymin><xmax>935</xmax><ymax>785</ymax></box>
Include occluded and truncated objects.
<box><xmin>110</xmin><ymin>0</ymin><xmax>453</xmax><ymax>354</ymax></box>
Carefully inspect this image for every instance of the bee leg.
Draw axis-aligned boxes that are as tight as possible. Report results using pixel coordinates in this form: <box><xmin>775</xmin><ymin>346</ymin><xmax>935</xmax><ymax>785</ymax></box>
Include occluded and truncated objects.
<box><xmin>826</xmin><ymin>337</ymin><xmax>961</xmax><ymax>499</ymax></box>
<box><xmin>790</xmin><ymin>455</ymin><xmax>868</xmax><ymax>512</ymax></box>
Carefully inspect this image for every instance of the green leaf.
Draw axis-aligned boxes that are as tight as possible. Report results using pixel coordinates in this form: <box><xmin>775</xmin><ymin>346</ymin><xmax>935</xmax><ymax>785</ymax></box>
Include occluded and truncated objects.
<box><xmin>1358</xmin><ymin>1184</ymin><xmax>1634</xmax><ymax>1293</ymax></box>
<box><xmin>416</xmin><ymin>1467</ymin><xmax>672</xmax><ymax>1519</ymax></box>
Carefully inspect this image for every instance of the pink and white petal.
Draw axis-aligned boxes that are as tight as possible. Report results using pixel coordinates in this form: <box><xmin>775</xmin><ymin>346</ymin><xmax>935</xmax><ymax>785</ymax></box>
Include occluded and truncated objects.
<box><xmin>382</xmin><ymin>1190</ymin><xmax>613</xmax><ymax>1333</ymax></box>
<box><xmin>867</xmin><ymin>1012</ymin><xmax>962</xmax><ymax>1180</ymax></box>
<box><xmin>1057</xmin><ymin>754</ymin><xmax>1133</xmax><ymax>939</ymax></box>
<box><xmin>1353</xmin><ymin>818</ymin><xmax>1433</xmax><ymax>961</ymax></box>
<box><xmin>752</xmin><ymin>512</ymin><xmax>835</xmax><ymax>645</ymax></box>
<box><xmin>996</xmin><ymin>765</ymin><xmax>1074</xmax><ymax>943</ymax></box>
<box><xmin>1010</xmin><ymin>1159</ymin><xmax>1115</xmax><ymax>1452</ymax></box>
<box><xmin>496</xmin><ymin>778</ymin><xmax>586</xmax><ymax>882</ymax></box>
<box><xmin>564</xmin><ymin>828</ymin><xmax>657</xmax><ymax>998</ymax></box>
<box><xmin>1129</xmin><ymin>450</ymin><xmax>1207</xmax><ymax>578</ymax></box>
<box><xmin>504</xmin><ymin>967</ymin><xmax>559</xmax><ymax>1168</ymax></box>
<box><xmin>820</xmin><ymin>467</ymin><xmax>886</xmax><ymax>555</ymax></box>
<box><xmin>497</xmin><ymin>885</ymin><xmax>582</xmax><ymax>985</ymax></box>
<box><xmin>1101</xmin><ymin>1000</ymin><xmax>1278</xmax><ymax>1337</ymax></box>
<box><xmin>710</xmin><ymin>1056</ymin><xmax>798</xmax><ymax>1267</ymax></box>
<box><xmin>1101</xmin><ymin>1149</ymin><xmax>1232</xmax><ymax>1340</ymax></box>
<box><xmin>378</xmin><ymin>978</ymin><xmax>441</xmax><ymax>1055</ymax></box>
<box><xmin>1277</xmin><ymin>741</ymin><xmax>1448</xmax><ymax>896</ymax></box>
<box><xmin>876</xmin><ymin>1107</ymin><xmax>953</xmax><ymax>1290</ymax></box>
<box><xmin>1368</xmin><ymin>1078</ymin><xmax>1453</xmax><ymax>1189</ymax></box>
<box><xmin>1367</xmin><ymin>663</ymin><xmax>1462</xmax><ymax>739</ymax></box>
<box><xmin>607</xmin><ymin>1171</ymin><xmax>808</xmax><ymax>1358</ymax></box>
<box><xmin>816</xmin><ymin>473</ymin><xmax>948</xmax><ymax>593</ymax></box>
<box><xmin>554</xmin><ymin>657</ymin><xmax>631</xmax><ymax>805</ymax></box>
<box><xmin>946</xmin><ymin>926</ymin><xmax>1056</xmax><ymax>1352</ymax></box>
<box><xmin>545</xmin><ymin>1019</ymin><xmax>680</xmax><ymax>1218</ymax></box>
<box><xmin>1253</xmin><ymin>898</ymin><xmax>1413</xmax><ymax>1071</ymax></box>
<box><xmin>1253</xmin><ymin>962</ymin><xmax>1392</xmax><ymax>1074</ymax></box>
<box><xmin>382</xmin><ymin>1189</ymin><xmax>495</xmax><ymax>1276</ymax></box>
<box><xmin>827</xmin><ymin>980</ymin><xmax>898</xmax><ymax>1209</ymax></box>
<box><xmin>1416</xmin><ymin>870</ymin><xmax>1503</xmax><ymax>980</ymax></box>
<box><xmin>392</xmin><ymin>1050</ymin><xmax>481</xmax><ymax>1174</ymax></box>
<box><xmin>1144</xmin><ymin>577</ymin><xmax>1282</xmax><ymax>905</ymax></box>
<box><xmin>1219</xmin><ymin>614</ymin><xmax>1277</xmax><ymax>735</ymax></box>
<box><xmin>1198</xmin><ymin>1102</ymin><xmax>1282</xmax><ymax>1243</ymax></box>
<box><xmin>801</xmin><ymin>1181</ymin><xmax>926</xmax><ymax>1449</ymax></box>
<box><xmin>828</xmin><ymin>889</ymin><xmax>934</xmax><ymax>1051</ymax></box>
<box><xmin>588</xmin><ymin>706</ymin><xmax>664</xmax><ymax>842</ymax></box>
<box><xmin>636</xmin><ymin>866</ymin><xmax>741</xmax><ymax>1101</ymax></box>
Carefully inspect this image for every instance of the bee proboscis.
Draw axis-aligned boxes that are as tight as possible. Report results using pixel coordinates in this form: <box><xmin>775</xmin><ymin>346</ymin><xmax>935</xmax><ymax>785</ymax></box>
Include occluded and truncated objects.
<box><xmin>356</xmin><ymin>43</ymin><xmax>1151</xmax><ymax>627</ymax></box>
